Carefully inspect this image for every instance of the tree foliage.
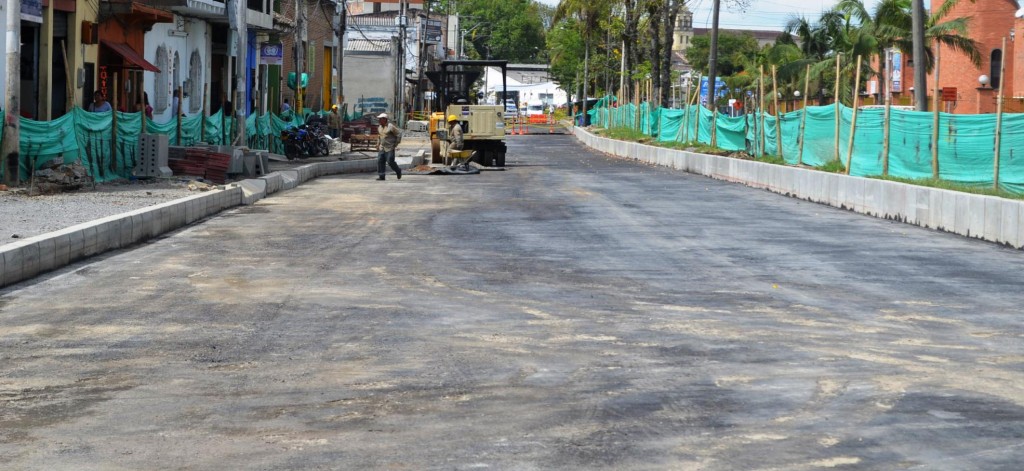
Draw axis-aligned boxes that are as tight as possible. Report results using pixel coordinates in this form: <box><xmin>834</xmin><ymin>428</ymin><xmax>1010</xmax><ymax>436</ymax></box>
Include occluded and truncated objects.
<box><xmin>685</xmin><ymin>33</ymin><xmax>761</xmax><ymax>77</ymax></box>
<box><xmin>457</xmin><ymin>0</ymin><xmax>548</xmax><ymax>63</ymax></box>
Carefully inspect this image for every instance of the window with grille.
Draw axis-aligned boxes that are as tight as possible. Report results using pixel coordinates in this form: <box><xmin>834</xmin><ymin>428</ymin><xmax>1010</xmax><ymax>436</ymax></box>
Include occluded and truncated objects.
<box><xmin>189</xmin><ymin>50</ymin><xmax>203</xmax><ymax>113</ymax></box>
<box><xmin>155</xmin><ymin>46</ymin><xmax>169</xmax><ymax>112</ymax></box>
<box><xmin>991</xmin><ymin>49</ymin><xmax>1002</xmax><ymax>89</ymax></box>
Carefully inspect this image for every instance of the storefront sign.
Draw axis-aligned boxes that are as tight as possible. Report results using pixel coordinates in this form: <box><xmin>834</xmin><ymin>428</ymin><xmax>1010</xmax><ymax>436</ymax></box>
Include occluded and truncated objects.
<box><xmin>22</xmin><ymin>0</ymin><xmax>43</xmax><ymax>23</ymax></box>
<box><xmin>424</xmin><ymin>20</ymin><xmax>443</xmax><ymax>44</ymax></box>
<box><xmin>261</xmin><ymin>43</ymin><xmax>283</xmax><ymax>65</ymax></box>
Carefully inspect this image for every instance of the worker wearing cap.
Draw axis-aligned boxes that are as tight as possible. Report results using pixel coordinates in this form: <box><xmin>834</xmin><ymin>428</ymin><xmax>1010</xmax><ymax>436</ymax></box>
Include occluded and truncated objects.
<box><xmin>376</xmin><ymin>113</ymin><xmax>402</xmax><ymax>180</ymax></box>
<box><xmin>328</xmin><ymin>105</ymin><xmax>342</xmax><ymax>139</ymax></box>
<box><xmin>447</xmin><ymin>115</ymin><xmax>464</xmax><ymax>156</ymax></box>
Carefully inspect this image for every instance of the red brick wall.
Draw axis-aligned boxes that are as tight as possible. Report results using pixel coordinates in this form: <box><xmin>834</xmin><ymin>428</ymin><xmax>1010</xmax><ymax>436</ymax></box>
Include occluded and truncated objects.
<box><xmin>925</xmin><ymin>0</ymin><xmax>1018</xmax><ymax>114</ymax></box>
<box><xmin>278</xmin><ymin>0</ymin><xmax>338</xmax><ymax>112</ymax></box>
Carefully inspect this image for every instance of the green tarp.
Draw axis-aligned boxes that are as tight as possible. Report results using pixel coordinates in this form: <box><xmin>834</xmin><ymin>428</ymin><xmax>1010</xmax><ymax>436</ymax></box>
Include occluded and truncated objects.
<box><xmin>588</xmin><ymin>100</ymin><xmax>1024</xmax><ymax>194</ymax></box>
<box><xmin>0</xmin><ymin>107</ymin><xmax>327</xmax><ymax>182</ymax></box>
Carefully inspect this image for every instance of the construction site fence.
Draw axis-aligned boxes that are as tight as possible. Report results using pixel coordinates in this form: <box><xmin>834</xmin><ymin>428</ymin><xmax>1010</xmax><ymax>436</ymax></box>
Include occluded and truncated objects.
<box><xmin>587</xmin><ymin>98</ymin><xmax>1024</xmax><ymax>195</ymax></box>
<box><xmin>0</xmin><ymin>107</ymin><xmax>332</xmax><ymax>183</ymax></box>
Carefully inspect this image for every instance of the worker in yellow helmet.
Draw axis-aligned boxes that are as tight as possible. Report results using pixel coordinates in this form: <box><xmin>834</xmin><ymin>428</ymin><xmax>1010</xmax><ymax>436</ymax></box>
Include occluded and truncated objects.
<box><xmin>328</xmin><ymin>104</ymin><xmax>342</xmax><ymax>139</ymax></box>
<box><xmin>447</xmin><ymin>115</ymin><xmax>464</xmax><ymax>159</ymax></box>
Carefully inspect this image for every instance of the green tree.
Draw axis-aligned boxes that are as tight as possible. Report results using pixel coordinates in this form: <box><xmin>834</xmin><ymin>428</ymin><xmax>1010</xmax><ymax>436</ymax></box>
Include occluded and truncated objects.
<box><xmin>686</xmin><ymin>32</ymin><xmax>761</xmax><ymax>77</ymax></box>
<box><xmin>458</xmin><ymin>0</ymin><xmax>548</xmax><ymax>63</ymax></box>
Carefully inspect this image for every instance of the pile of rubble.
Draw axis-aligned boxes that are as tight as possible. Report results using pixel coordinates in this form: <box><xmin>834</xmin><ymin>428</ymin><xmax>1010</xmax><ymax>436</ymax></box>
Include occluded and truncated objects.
<box><xmin>29</xmin><ymin>162</ymin><xmax>93</xmax><ymax>194</ymax></box>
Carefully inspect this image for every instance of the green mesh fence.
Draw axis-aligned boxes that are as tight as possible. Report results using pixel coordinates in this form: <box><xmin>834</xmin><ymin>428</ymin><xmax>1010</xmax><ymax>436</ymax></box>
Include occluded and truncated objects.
<box><xmin>589</xmin><ymin>101</ymin><xmax>1024</xmax><ymax>194</ymax></box>
<box><xmin>0</xmin><ymin>107</ymin><xmax>317</xmax><ymax>183</ymax></box>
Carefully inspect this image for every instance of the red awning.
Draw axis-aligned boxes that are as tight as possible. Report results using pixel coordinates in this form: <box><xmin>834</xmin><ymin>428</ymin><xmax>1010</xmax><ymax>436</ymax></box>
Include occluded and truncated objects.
<box><xmin>100</xmin><ymin>40</ymin><xmax>161</xmax><ymax>73</ymax></box>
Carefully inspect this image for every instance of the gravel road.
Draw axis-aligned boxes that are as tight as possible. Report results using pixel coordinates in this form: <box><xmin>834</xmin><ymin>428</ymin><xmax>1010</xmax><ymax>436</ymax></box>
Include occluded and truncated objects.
<box><xmin>0</xmin><ymin>179</ymin><xmax>197</xmax><ymax>241</ymax></box>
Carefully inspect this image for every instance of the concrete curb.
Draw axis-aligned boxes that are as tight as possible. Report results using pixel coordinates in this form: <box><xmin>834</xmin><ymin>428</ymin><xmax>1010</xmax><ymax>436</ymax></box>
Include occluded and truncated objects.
<box><xmin>1</xmin><ymin>155</ymin><xmax>424</xmax><ymax>289</ymax></box>
<box><xmin>574</xmin><ymin>127</ymin><xmax>1024</xmax><ymax>250</ymax></box>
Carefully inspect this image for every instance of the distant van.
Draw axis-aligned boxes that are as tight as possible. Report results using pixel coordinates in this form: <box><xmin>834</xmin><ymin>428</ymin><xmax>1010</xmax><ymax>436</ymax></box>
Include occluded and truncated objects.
<box><xmin>525</xmin><ymin>101</ymin><xmax>545</xmax><ymax>116</ymax></box>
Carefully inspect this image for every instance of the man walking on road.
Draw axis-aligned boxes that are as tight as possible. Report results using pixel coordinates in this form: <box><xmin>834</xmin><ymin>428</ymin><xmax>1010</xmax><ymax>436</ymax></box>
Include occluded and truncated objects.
<box><xmin>377</xmin><ymin>113</ymin><xmax>402</xmax><ymax>181</ymax></box>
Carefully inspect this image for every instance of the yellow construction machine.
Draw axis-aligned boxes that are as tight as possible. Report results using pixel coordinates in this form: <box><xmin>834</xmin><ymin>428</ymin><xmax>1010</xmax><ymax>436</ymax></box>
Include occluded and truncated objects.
<box><xmin>426</xmin><ymin>60</ymin><xmax>510</xmax><ymax>167</ymax></box>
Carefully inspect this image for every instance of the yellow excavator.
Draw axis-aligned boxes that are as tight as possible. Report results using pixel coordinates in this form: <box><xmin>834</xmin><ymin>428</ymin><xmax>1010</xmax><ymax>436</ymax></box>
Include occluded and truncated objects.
<box><xmin>426</xmin><ymin>60</ymin><xmax>510</xmax><ymax>167</ymax></box>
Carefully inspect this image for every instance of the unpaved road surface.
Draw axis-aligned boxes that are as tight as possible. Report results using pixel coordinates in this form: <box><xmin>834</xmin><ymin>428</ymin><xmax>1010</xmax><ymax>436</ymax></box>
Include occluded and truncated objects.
<box><xmin>2</xmin><ymin>135</ymin><xmax>1023</xmax><ymax>470</ymax></box>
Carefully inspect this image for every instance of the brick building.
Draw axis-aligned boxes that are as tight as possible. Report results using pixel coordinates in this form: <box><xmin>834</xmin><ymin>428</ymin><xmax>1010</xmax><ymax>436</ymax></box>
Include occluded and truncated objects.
<box><xmin>902</xmin><ymin>0</ymin><xmax>1021</xmax><ymax>113</ymax></box>
<box><xmin>275</xmin><ymin>0</ymin><xmax>341</xmax><ymax>114</ymax></box>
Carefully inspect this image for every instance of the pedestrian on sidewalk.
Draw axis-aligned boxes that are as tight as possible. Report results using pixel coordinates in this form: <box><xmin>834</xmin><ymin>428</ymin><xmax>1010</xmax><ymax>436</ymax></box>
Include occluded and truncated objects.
<box><xmin>376</xmin><ymin>113</ymin><xmax>402</xmax><ymax>180</ymax></box>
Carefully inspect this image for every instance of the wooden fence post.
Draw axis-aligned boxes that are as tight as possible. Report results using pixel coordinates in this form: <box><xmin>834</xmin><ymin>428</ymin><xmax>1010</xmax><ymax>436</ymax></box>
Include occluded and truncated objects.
<box><xmin>798</xmin><ymin>64</ymin><xmax>810</xmax><ymax>166</ymax></box>
<box><xmin>772</xmin><ymin>65</ymin><xmax>782</xmax><ymax>159</ymax></box>
<box><xmin>845</xmin><ymin>55</ymin><xmax>863</xmax><ymax>175</ymax></box>
<box><xmin>932</xmin><ymin>44</ymin><xmax>941</xmax><ymax>179</ymax></box>
<box><xmin>994</xmin><ymin>37</ymin><xmax>1006</xmax><ymax>189</ymax></box>
<box><xmin>833</xmin><ymin>53</ymin><xmax>841</xmax><ymax>162</ymax></box>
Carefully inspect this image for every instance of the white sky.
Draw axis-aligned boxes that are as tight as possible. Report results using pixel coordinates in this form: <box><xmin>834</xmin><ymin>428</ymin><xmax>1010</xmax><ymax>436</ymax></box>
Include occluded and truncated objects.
<box><xmin>534</xmin><ymin>0</ymin><xmax>884</xmax><ymax>32</ymax></box>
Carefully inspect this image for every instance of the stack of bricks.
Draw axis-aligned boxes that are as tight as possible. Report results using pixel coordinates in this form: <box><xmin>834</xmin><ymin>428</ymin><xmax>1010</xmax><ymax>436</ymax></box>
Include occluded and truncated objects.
<box><xmin>167</xmin><ymin>147</ymin><xmax>233</xmax><ymax>184</ymax></box>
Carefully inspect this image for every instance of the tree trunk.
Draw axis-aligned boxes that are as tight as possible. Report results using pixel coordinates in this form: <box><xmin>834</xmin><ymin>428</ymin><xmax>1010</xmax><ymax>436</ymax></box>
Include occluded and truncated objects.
<box><xmin>649</xmin><ymin>2</ymin><xmax>662</xmax><ymax>107</ymax></box>
<box><xmin>622</xmin><ymin>0</ymin><xmax>639</xmax><ymax>101</ymax></box>
<box><xmin>661</xmin><ymin>0</ymin><xmax>680</xmax><ymax>107</ymax></box>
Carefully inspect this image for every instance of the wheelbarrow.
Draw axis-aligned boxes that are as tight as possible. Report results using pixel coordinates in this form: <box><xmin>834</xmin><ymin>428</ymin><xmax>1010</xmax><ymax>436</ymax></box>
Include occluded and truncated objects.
<box><xmin>447</xmin><ymin>149</ymin><xmax>477</xmax><ymax>171</ymax></box>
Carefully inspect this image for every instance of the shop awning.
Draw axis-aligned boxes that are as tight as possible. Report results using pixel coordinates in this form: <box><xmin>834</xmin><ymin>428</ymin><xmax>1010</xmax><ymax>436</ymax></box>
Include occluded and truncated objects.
<box><xmin>101</xmin><ymin>40</ymin><xmax>161</xmax><ymax>73</ymax></box>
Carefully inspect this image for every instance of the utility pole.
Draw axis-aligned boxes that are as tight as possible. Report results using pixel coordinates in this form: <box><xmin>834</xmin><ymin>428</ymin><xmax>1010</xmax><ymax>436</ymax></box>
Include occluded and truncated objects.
<box><xmin>336</xmin><ymin>0</ymin><xmax>346</xmax><ymax>110</ymax></box>
<box><xmin>911</xmin><ymin>0</ymin><xmax>926</xmax><ymax>111</ymax></box>
<box><xmin>2</xmin><ymin>0</ymin><xmax>21</xmax><ymax>185</ymax></box>
<box><xmin>233</xmin><ymin>0</ymin><xmax>247</xmax><ymax>145</ymax></box>
<box><xmin>706</xmin><ymin>0</ymin><xmax>721</xmax><ymax>111</ymax></box>
<box><xmin>296</xmin><ymin>0</ymin><xmax>307</xmax><ymax>119</ymax></box>
<box><xmin>397</xmin><ymin>0</ymin><xmax>408</xmax><ymax>127</ymax></box>
<box><xmin>416</xmin><ymin>0</ymin><xmax>431</xmax><ymax>113</ymax></box>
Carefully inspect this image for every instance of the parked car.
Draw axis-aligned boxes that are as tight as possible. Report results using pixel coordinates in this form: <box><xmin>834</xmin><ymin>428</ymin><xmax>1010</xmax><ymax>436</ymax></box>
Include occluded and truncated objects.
<box><xmin>341</xmin><ymin>113</ymin><xmax>381</xmax><ymax>142</ymax></box>
<box><xmin>503</xmin><ymin>100</ymin><xmax>518</xmax><ymax>120</ymax></box>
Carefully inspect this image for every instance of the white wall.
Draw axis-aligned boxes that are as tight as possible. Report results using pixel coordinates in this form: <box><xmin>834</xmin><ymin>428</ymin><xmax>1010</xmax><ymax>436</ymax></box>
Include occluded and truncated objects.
<box><xmin>145</xmin><ymin>17</ymin><xmax>211</xmax><ymax>124</ymax></box>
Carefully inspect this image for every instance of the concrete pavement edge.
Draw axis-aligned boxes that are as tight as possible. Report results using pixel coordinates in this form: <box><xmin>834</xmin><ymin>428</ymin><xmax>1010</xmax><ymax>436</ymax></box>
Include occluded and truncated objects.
<box><xmin>0</xmin><ymin>153</ymin><xmax>426</xmax><ymax>289</ymax></box>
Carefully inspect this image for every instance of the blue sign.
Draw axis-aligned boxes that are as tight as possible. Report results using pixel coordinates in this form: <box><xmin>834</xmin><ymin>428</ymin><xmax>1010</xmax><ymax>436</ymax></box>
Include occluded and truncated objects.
<box><xmin>260</xmin><ymin>43</ymin><xmax>283</xmax><ymax>65</ymax></box>
<box><xmin>699</xmin><ymin>77</ymin><xmax>728</xmax><ymax>105</ymax></box>
<box><xmin>891</xmin><ymin>51</ymin><xmax>903</xmax><ymax>92</ymax></box>
<box><xmin>22</xmin><ymin>0</ymin><xmax>43</xmax><ymax>23</ymax></box>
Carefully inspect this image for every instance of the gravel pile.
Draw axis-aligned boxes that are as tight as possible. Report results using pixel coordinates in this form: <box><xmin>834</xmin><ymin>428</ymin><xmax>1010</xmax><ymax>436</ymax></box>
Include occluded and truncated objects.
<box><xmin>1</xmin><ymin>179</ymin><xmax>199</xmax><ymax>241</ymax></box>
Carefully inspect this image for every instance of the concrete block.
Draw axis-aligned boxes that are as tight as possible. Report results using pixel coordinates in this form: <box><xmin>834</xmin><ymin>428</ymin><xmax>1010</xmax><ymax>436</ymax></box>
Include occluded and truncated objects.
<box><xmin>170</xmin><ymin>201</ymin><xmax>187</xmax><ymax>229</ymax></box>
<box><xmin>863</xmin><ymin>179</ymin><xmax>883</xmax><ymax>217</ymax></box>
<box><xmin>900</xmin><ymin>185</ymin><xmax>918</xmax><ymax>225</ymax></box>
<box><xmin>52</xmin><ymin>230</ymin><xmax>71</xmax><ymax>268</ymax></box>
<box><xmin>237</xmin><ymin>179</ymin><xmax>268</xmax><ymax>206</ymax></box>
<box><xmin>261</xmin><ymin>173</ymin><xmax>283</xmax><ymax>195</ymax></box>
<box><xmin>117</xmin><ymin>215</ymin><xmax>133</xmax><ymax>248</ymax></box>
<box><xmin>968</xmin><ymin>196</ymin><xmax>986</xmax><ymax>239</ymax></box>
<box><xmin>0</xmin><ymin>247</ymin><xmax>6</xmax><ymax>287</ymax></box>
<box><xmin>1018</xmin><ymin>203</ymin><xmax>1024</xmax><ymax>249</ymax></box>
<box><xmin>982</xmin><ymin>197</ymin><xmax>1001</xmax><ymax>242</ymax></box>
<box><xmin>999</xmin><ymin>199</ymin><xmax>1021</xmax><ymax>248</ymax></box>
<box><xmin>1</xmin><ymin>243</ymin><xmax>25</xmax><ymax>286</ymax></box>
<box><xmin>92</xmin><ymin>221</ymin><xmax>112</xmax><ymax>254</ymax></box>
<box><xmin>35</xmin><ymin>236</ymin><xmax>57</xmax><ymax>274</ymax></box>
<box><xmin>19</xmin><ymin>240</ymin><xmax>41</xmax><ymax>280</ymax></box>
<box><xmin>280</xmin><ymin>170</ymin><xmax>299</xmax><ymax>190</ymax></box>
<box><xmin>849</xmin><ymin>177</ymin><xmax>867</xmax><ymax>214</ymax></box>
<box><xmin>953</xmin><ymin>193</ymin><xmax>971</xmax><ymax>237</ymax></box>
<box><xmin>81</xmin><ymin>225</ymin><xmax>99</xmax><ymax>257</ymax></box>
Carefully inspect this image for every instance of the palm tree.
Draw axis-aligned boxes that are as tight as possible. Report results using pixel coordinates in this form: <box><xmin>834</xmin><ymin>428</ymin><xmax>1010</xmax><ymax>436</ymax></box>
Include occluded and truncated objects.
<box><xmin>555</xmin><ymin>0</ymin><xmax>612</xmax><ymax>119</ymax></box>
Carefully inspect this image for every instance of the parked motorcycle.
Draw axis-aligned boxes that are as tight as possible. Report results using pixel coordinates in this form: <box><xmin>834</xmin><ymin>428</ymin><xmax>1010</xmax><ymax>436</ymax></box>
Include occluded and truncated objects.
<box><xmin>280</xmin><ymin>122</ymin><xmax>330</xmax><ymax>160</ymax></box>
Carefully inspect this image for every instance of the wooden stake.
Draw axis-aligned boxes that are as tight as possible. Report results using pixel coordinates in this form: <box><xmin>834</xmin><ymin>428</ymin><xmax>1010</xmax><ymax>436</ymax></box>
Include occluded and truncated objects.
<box><xmin>883</xmin><ymin>51</ymin><xmax>892</xmax><ymax>175</ymax></box>
<box><xmin>759</xmin><ymin>65</ymin><xmax>765</xmax><ymax>156</ymax></box>
<box><xmin>994</xmin><ymin>37</ymin><xmax>1007</xmax><ymax>189</ymax></box>
<box><xmin>834</xmin><ymin>53</ymin><xmax>841</xmax><ymax>162</ymax></box>
<box><xmin>798</xmin><ymin>64</ymin><xmax>810</xmax><ymax>166</ymax></box>
<box><xmin>61</xmin><ymin>40</ymin><xmax>73</xmax><ymax>113</ymax></box>
<box><xmin>176</xmin><ymin>86</ymin><xmax>183</xmax><ymax>145</ymax></box>
<box><xmin>111</xmin><ymin>73</ymin><xmax>119</xmax><ymax>176</ymax></box>
<box><xmin>932</xmin><ymin>44</ymin><xmax>941</xmax><ymax>179</ymax></box>
<box><xmin>772</xmin><ymin>65</ymin><xmax>782</xmax><ymax>159</ymax></box>
<box><xmin>201</xmin><ymin>84</ymin><xmax>208</xmax><ymax>143</ymax></box>
<box><xmin>845</xmin><ymin>55</ymin><xmax>863</xmax><ymax>175</ymax></box>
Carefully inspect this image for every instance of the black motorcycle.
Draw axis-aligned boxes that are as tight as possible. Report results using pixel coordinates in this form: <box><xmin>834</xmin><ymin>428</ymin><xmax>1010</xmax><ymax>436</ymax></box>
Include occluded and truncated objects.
<box><xmin>280</xmin><ymin>122</ymin><xmax>329</xmax><ymax>160</ymax></box>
